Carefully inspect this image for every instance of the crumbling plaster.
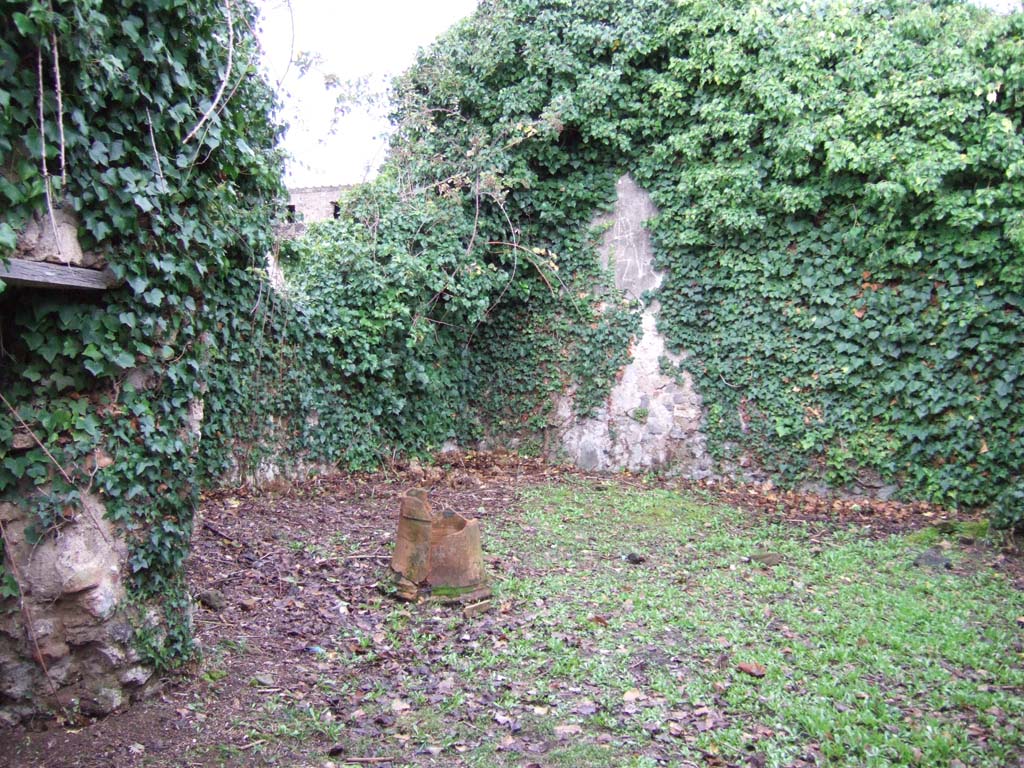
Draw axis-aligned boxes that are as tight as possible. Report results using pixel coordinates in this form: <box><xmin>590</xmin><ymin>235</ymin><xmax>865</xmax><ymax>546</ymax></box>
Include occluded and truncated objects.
<box><xmin>553</xmin><ymin>176</ymin><xmax>712</xmax><ymax>478</ymax></box>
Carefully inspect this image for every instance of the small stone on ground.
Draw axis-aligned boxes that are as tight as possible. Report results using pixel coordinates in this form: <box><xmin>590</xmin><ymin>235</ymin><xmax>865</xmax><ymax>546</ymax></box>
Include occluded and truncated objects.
<box><xmin>913</xmin><ymin>547</ymin><xmax>953</xmax><ymax>571</ymax></box>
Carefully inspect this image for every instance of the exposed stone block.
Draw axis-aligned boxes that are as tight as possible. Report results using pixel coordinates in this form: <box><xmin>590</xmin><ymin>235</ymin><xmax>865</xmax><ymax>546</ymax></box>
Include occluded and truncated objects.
<box><xmin>0</xmin><ymin>502</ymin><xmax>19</xmax><ymax>522</ymax></box>
<box><xmin>22</xmin><ymin>497</ymin><xmax>124</xmax><ymax>599</ymax></box>
<box><xmin>80</xmin><ymin>682</ymin><xmax>124</xmax><ymax>716</ymax></box>
<box><xmin>45</xmin><ymin>656</ymin><xmax>74</xmax><ymax>686</ymax></box>
<box><xmin>0</xmin><ymin>490</ymin><xmax>147</xmax><ymax>724</ymax></box>
<box><xmin>79</xmin><ymin>578</ymin><xmax>124</xmax><ymax>621</ymax></box>
<box><xmin>15</xmin><ymin>208</ymin><xmax>104</xmax><ymax>269</ymax></box>
<box><xmin>120</xmin><ymin>665</ymin><xmax>153</xmax><ymax>687</ymax></box>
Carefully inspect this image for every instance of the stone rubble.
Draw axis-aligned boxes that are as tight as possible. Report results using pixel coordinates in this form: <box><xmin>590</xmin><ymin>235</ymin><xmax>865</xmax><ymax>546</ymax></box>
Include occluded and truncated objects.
<box><xmin>0</xmin><ymin>495</ymin><xmax>154</xmax><ymax>723</ymax></box>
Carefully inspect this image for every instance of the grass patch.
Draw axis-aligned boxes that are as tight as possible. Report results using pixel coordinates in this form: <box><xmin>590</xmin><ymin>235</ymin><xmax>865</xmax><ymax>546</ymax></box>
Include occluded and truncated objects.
<box><xmin>256</xmin><ymin>479</ymin><xmax>1024</xmax><ymax>766</ymax></box>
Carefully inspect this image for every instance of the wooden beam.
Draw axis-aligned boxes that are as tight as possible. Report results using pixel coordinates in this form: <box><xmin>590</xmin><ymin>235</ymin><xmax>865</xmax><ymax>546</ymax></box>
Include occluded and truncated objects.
<box><xmin>0</xmin><ymin>258</ymin><xmax>119</xmax><ymax>291</ymax></box>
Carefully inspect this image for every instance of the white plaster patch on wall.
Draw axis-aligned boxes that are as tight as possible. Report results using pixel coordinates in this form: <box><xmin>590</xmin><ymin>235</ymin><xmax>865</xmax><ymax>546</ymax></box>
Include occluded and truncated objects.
<box><xmin>553</xmin><ymin>176</ymin><xmax>712</xmax><ymax>477</ymax></box>
<box><xmin>594</xmin><ymin>175</ymin><xmax>662</xmax><ymax>301</ymax></box>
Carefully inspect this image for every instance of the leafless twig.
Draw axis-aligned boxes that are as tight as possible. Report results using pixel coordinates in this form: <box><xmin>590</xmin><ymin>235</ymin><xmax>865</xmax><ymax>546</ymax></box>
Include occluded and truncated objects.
<box><xmin>486</xmin><ymin>240</ymin><xmax>583</xmax><ymax>317</ymax></box>
<box><xmin>146</xmin><ymin>108</ymin><xmax>165</xmax><ymax>184</ymax></box>
<box><xmin>719</xmin><ymin>373</ymin><xmax>742</xmax><ymax>390</ymax></box>
<box><xmin>49</xmin><ymin>31</ymin><xmax>66</xmax><ymax>186</ymax></box>
<box><xmin>37</xmin><ymin>48</ymin><xmax>65</xmax><ymax>263</ymax></box>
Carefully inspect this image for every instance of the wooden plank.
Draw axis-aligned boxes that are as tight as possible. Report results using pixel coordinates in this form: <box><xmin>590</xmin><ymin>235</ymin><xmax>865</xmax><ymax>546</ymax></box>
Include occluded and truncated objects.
<box><xmin>0</xmin><ymin>258</ymin><xmax>119</xmax><ymax>291</ymax></box>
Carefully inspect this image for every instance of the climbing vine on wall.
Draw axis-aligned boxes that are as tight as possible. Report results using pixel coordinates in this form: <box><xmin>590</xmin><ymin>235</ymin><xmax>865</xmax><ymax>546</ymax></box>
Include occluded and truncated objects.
<box><xmin>4</xmin><ymin>0</ymin><xmax>1021</xmax><ymax>686</ymax></box>
<box><xmin>634</xmin><ymin>0</ymin><xmax>1023</xmax><ymax>514</ymax></box>
<box><xmin>0</xmin><ymin>0</ymin><xmax>284</xmax><ymax>663</ymax></box>
<box><xmin>376</xmin><ymin>0</ymin><xmax>1022</xmax><ymax>523</ymax></box>
<box><xmin>198</xmin><ymin>161</ymin><xmax>640</xmax><ymax>476</ymax></box>
<box><xmin>198</xmin><ymin>176</ymin><xmax>505</xmax><ymax>476</ymax></box>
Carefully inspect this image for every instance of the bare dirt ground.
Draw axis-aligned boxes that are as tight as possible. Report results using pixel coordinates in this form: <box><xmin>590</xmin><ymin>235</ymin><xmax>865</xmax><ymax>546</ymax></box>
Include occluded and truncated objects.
<box><xmin>2</xmin><ymin>453</ymin><xmax>1021</xmax><ymax>768</ymax></box>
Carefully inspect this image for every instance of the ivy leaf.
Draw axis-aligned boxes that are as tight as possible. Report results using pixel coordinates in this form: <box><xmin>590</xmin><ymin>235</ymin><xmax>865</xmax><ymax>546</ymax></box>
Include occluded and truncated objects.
<box><xmin>3</xmin><ymin>455</ymin><xmax>29</xmax><ymax>479</ymax></box>
<box><xmin>0</xmin><ymin>222</ymin><xmax>16</xmax><ymax>251</ymax></box>
<box><xmin>112</xmin><ymin>350</ymin><xmax>136</xmax><ymax>370</ymax></box>
<box><xmin>143</xmin><ymin>287</ymin><xmax>165</xmax><ymax>306</ymax></box>
<box><xmin>12</xmin><ymin>12</ymin><xmax>37</xmax><ymax>36</ymax></box>
<box><xmin>121</xmin><ymin>15</ymin><xmax>144</xmax><ymax>43</ymax></box>
<box><xmin>88</xmin><ymin>141</ymin><xmax>109</xmax><ymax>165</ymax></box>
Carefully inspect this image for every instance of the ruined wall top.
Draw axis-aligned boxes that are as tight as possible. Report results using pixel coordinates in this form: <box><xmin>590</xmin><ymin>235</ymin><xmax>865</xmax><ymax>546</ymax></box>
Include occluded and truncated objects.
<box><xmin>288</xmin><ymin>185</ymin><xmax>349</xmax><ymax>224</ymax></box>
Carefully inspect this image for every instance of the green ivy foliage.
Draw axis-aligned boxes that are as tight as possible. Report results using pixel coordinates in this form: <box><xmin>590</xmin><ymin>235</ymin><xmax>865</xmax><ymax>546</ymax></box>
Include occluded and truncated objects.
<box><xmin>2</xmin><ymin>0</ymin><xmax>1021</xmax><ymax>690</ymax></box>
<box><xmin>198</xmin><ymin>176</ymin><xmax>504</xmax><ymax>475</ymax></box>
<box><xmin>0</xmin><ymin>0</ymin><xmax>284</xmax><ymax>663</ymax></box>
<box><xmin>633</xmin><ymin>0</ymin><xmax>1023</xmax><ymax>516</ymax></box>
<box><xmin>384</xmin><ymin>0</ymin><xmax>665</xmax><ymax>439</ymax></box>
<box><xmin>199</xmin><ymin>0</ymin><xmax>661</xmax><ymax>474</ymax></box>
<box><xmin>198</xmin><ymin>164</ymin><xmax>640</xmax><ymax>474</ymax></box>
<box><xmin>372</xmin><ymin>0</ymin><xmax>1021</xmax><ymax>524</ymax></box>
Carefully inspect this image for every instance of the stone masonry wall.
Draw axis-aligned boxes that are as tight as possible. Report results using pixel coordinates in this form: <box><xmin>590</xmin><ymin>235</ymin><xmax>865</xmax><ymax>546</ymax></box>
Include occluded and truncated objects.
<box><xmin>275</xmin><ymin>185</ymin><xmax>348</xmax><ymax>242</ymax></box>
<box><xmin>289</xmin><ymin>186</ymin><xmax>347</xmax><ymax>225</ymax></box>
<box><xmin>0</xmin><ymin>493</ymin><xmax>153</xmax><ymax>724</ymax></box>
<box><xmin>0</xmin><ymin>223</ymin><xmax>169</xmax><ymax>724</ymax></box>
<box><xmin>552</xmin><ymin>176</ymin><xmax>712</xmax><ymax>477</ymax></box>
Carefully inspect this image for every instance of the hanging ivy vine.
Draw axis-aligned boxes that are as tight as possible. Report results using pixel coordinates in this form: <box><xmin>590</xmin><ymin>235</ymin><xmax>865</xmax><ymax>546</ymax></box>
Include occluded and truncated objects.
<box><xmin>0</xmin><ymin>0</ymin><xmax>284</xmax><ymax>664</ymax></box>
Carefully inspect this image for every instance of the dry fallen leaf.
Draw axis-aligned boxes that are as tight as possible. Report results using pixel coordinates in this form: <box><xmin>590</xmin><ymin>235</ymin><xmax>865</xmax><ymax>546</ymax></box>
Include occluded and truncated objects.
<box><xmin>391</xmin><ymin>698</ymin><xmax>411</xmax><ymax>713</ymax></box>
<box><xmin>554</xmin><ymin>724</ymin><xmax>583</xmax><ymax>739</ymax></box>
<box><xmin>737</xmin><ymin>662</ymin><xmax>767</xmax><ymax>678</ymax></box>
<box><xmin>623</xmin><ymin>688</ymin><xmax>644</xmax><ymax>703</ymax></box>
<box><xmin>574</xmin><ymin>699</ymin><xmax>598</xmax><ymax>715</ymax></box>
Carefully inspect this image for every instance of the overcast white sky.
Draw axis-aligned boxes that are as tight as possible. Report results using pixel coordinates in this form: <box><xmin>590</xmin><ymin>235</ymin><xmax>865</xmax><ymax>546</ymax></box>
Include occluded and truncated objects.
<box><xmin>257</xmin><ymin>0</ymin><xmax>1022</xmax><ymax>189</ymax></box>
<box><xmin>256</xmin><ymin>0</ymin><xmax>478</xmax><ymax>187</ymax></box>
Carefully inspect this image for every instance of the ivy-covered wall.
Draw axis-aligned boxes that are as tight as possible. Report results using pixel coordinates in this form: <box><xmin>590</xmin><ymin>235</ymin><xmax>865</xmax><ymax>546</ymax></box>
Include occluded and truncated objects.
<box><xmin>206</xmin><ymin>0</ymin><xmax>1022</xmax><ymax>529</ymax></box>
<box><xmin>387</xmin><ymin>0</ymin><xmax>1021</xmax><ymax>522</ymax></box>
<box><xmin>196</xmin><ymin>170</ymin><xmax>637</xmax><ymax>478</ymax></box>
<box><xmin>1</xmin><ymin>0</ymin><xmax>283</xmax><ymax>717</ymax></box>
<box><xmin>635</xmin><ymin>0</ymin><xmax>1023</xmax><ymax>517</ymax></box>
